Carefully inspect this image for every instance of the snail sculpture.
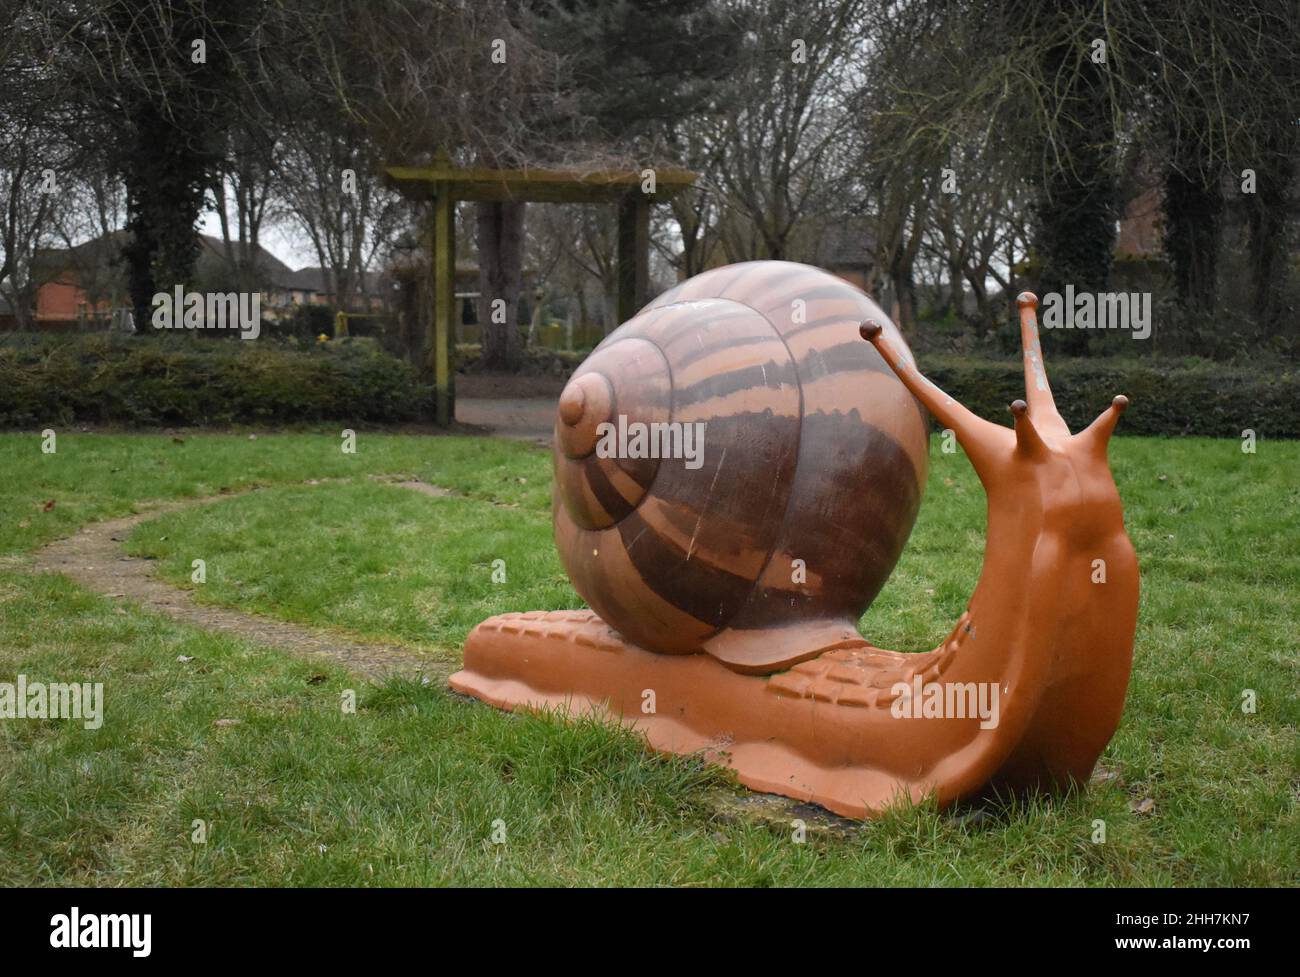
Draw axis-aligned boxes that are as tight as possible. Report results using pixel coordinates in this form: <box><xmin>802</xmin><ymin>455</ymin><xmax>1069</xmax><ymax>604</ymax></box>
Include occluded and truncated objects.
<box><xmin>450</xmin><ymin>261</ymin><xmax>1139</xmax><ymax>819</ymax></box>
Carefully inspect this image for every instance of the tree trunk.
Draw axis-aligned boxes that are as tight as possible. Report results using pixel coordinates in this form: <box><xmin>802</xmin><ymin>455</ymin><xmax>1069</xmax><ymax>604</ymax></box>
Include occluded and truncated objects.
<box><xmin>889</xmin><ymin>253</ymin><xmax>918</xmax><ymax>333</ymax></box>
<box><xmin>1245</xmin><ymin>136</ymin><xmax>1294</xmax><ymax>334</ymax></box>
<box><xmin>476</xmin><ymin>199</ymin><xmax>526</xmax><ymax>370</ymax></box>
<box><xmin>1162</xmin><ymin>164</ymin><xmax>1222</xmax><ymax>315</ymax></box>
<box><xmin>1031</xmin><ymin>31</ymin><xmax>1118</xmax><ymax>355</ymax></box>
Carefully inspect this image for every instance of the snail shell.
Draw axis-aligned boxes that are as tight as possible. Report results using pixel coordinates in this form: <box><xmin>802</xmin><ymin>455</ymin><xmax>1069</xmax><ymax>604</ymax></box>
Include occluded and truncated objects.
<box><xmin>553</xmin><ymin>260</ymin><xmax>929</xmax><ymax>672</ymax></box>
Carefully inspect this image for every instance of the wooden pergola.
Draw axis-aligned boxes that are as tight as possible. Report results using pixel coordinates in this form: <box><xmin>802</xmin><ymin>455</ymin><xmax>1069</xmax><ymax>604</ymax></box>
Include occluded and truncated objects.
<box><xmin>384</xmin><ymin>158</ymin><xmax>697</xmax><ymax>426</ymax></box>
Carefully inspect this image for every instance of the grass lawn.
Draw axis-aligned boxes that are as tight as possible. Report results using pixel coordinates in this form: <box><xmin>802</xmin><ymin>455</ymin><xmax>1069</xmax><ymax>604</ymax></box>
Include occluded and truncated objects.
<box><xmin>0</xmin><ymin>430</ymin><xmax>1296</xmax><ymax>885</ymax></box>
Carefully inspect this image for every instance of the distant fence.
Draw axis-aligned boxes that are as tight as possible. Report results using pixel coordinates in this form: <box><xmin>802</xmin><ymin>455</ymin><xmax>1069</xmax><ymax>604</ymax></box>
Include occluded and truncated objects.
<box><xmin>332</xmin><ymin>312</ymin><xmax>606</xmax><ymax>354</ymax></box>
<box><xmin>456</xmin><ymin>321</ymin><xmax>605</xmax><ymax>351</ymax></box>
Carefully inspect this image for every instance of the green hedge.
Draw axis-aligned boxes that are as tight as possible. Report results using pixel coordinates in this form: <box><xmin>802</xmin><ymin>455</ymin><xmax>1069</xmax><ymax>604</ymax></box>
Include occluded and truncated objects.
<box><xmin>0</xmin><ymin>334</ymin><xmax>432</xmax><ymax>427</ymax></box>
<box><xmin>2</xmin><ymin>334</ymin><xmax>1295</xmax><ymax>436</ymax></box>
<box><xmin>922</xmin><ymin>354</ymin><xmax>1300</xmax><ymax>438</ymax></box>
<box><xmin>454</xmin><ymin>343</ymin><xmax>588</xmax><ymax>376</ymax></box>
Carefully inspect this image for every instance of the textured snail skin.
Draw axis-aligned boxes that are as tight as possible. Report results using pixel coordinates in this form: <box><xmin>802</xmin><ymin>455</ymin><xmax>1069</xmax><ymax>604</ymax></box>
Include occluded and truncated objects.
<box><xmin>451</xmin><ymin>270</ymin><xmax>1140</xmax><ymax>820</ymax></box>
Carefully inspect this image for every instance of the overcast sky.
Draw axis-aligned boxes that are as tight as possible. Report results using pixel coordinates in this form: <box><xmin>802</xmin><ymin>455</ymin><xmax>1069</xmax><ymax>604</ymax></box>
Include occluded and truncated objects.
<box><xmin>197</xmin><ymin>210</ymin><xmax>319</xmax><ymax>271</ymax></box>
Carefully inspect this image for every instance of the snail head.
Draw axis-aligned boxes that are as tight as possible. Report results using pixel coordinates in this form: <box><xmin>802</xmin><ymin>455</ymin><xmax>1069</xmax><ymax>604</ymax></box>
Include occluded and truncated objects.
<box><xmin>859</xmin><ymin>293</ymin><xmax>1129</xmax><ymax>508</ymax></box>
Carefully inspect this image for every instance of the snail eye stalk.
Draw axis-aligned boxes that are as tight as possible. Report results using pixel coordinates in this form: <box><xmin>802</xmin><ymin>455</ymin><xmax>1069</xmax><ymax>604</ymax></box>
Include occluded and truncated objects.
<box><xmin>859</xmin><ymin>319</ymin><xmax>1004</xmax><ymax>477</ymax></box>
<box><xmin>1015</xmin><ymin>293</ymin><xmax>1069</xmax><ymax>440</ymax></box>
<box><xmin>1009</xmin><ymin>399</ymin><xmax>1048</xmax><ymax>458</ymax></box>
<box><xmin>864</xmin><ymin>294</ymin><xmax>1131</xmax><ymax>467</ymax></box>
<box><xmin>1076</xmin><ymin>395</ymin><xmax>1130</xmax><ymax>457</ymax></box>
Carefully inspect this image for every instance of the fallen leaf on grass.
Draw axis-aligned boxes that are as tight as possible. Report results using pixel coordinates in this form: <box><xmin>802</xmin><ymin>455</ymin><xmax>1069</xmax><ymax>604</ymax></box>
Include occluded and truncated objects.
<box><xmin>1090</xmin><ymin>765</ymin><xmax>1120</xmax><ymax>785</ymax></box>
<box><xmin>213</xmin><ymin>718</ymin><xmax>241</xmax><ymax>728</ymax></box>
<box><xmin>1131</xmin><ymin>797</ymin><xmax>1156</xmax><ymax>815</ymax></box>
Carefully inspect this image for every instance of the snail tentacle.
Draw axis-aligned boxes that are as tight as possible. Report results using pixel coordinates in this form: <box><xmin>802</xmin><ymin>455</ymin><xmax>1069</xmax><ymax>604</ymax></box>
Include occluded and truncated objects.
<box><xmin>1009</xmin><ymin>399</ymin><xmax>1049</xmax><ymax>458</ymax></box>
<box><xmin>1016</xmin><ymin>292</ymin><xmax>1071</xmax><ymax>439</ymax></box>
<box><xmin>1075</xmin><ymin>394</ymin><xmax>1130</xmax><ymax>456</ymax></box>
<box><xmin>860</xmin><ymin>318</ymin><xmax>1006</xmax><ymax>475</ymax></box>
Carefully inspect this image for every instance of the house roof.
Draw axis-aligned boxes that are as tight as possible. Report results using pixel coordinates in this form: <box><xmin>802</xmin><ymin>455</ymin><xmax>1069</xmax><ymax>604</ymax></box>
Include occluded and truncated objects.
<box><xmin>284</xmin><ymin>266</ymin><xmax>329</xmax><ymax>292</ymax></box>
<box><xmin>284</xmin><ymin>266</ymin><xmax>384</xmax><ymax>296</ymax></box>
<box><xmin>816</xmin><ymin>217</ymin><xmax>877</xmax><ymax>270</ymax></box>
<box><xmin>29</xmin><ymin>232</ymin><xmax>396</xmax><ymax>298</ymax></box>
<box><xmin>31</xmin><ymin>229</ymin><xmax>132</xmax><ymax>281</ymax></box>
<box><xmin>196</xmin><ymin>234</ymin><xmax>295</xmax><ymax>284</ymax></box>
<box><xmin>32</xmin><ymin>231</ymin><xmax>299</xmax><ymax>289</ymax></box>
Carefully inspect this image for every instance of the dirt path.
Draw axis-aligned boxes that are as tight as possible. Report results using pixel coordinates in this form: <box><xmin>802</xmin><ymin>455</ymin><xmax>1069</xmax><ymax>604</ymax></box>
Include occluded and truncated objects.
<box><xmin>30</xmin><ymin>481</ymin><xmax>453</xmax><ymax>682</ymax></box>
<box><xmin>22</xmin><ymin>477</ymin><xmax>877</xmax><ymax>830</ymax></box>
<box><xmin>455</xmin><ymin>397</ymin><xmax>555</xmax><ymax>444</ymax></box>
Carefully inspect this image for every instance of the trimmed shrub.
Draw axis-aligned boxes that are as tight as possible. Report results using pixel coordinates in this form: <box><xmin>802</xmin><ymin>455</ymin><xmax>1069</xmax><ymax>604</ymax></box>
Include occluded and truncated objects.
<box><xmin>2</xmin><ymin>333</ymin><xmax>1294</xmax><ymax>437</ymax></box>
<box><xmin>0</xmin><ymin>333</ymin><xmax>432</xmax><ymax>427</ymax></box>
<box><xmin>454</xmin><ymin>343</ymin><xmax>587</xmax><ymax>376</ymax></box>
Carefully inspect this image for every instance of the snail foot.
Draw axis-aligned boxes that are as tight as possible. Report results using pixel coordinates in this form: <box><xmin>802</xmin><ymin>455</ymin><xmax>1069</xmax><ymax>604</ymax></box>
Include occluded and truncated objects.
<box><xmin>452</xmin><ymin>611</ymin><xmax>954</xmax><ymax>819</ymax></box>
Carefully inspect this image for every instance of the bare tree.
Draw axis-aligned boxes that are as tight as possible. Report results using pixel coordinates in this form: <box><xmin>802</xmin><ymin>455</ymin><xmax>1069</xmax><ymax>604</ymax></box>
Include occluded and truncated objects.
<box><xmin>209</xmin><ymin>116</ymin><xmax>280</xmax><ymax>293</ymax></box>
<box><xmin>0</xmin><ymin>113</ymin><xmax>70</xmax><ymax>327</ymax></box>
<box><xmin>276</xmin><ymin>118</ymin><xmax>400</xmax><ymax>311</ymax></box>
<box><xmin>706</xmin><ymin>0</ymin><xmax>867</xmax><ymax>262</ymax></box>
<box><xmin>55</xmin><ymin>165</ymin><xmax>128</xmax><ymax>313</ymax></box>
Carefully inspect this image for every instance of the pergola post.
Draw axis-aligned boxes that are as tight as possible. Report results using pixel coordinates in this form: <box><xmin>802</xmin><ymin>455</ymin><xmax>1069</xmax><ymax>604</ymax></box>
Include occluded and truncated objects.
<box><xmin>431</xmin><ymin>184</ymin><xmax>455</xmax><ymax>427</ymax></box>
<box><xmin>616</xmin><ymin>191</ymin><xmax>650</xmax><ymax>326</ymax></box>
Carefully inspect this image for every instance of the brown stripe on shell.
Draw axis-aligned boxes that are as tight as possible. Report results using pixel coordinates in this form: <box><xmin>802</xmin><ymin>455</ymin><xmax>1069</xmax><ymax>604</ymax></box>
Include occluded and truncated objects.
<box><xmin>721</xmin><ymin>265</ymin><xmax>839</xmax><ymax>316</ymax></box>
<box><xmin>624</xmin><ymin>300</ymin><xmax>761</xmax><ymax>354</ymax></box>
<box><xmin>796</xmin><ymin>369</ymin><xmax>929</xmax><ymax>481</ymax></box>
<box><xmin>726</xmin><ymin>413</ymin><xmax>924</xmax><ymax>630</ymax></box>
<box><xmin>616</xmin><ymin>498</ymin><xmax>768</xmax><ymax>629</ymax></box>
<box><xmin>555</xmin><ymin>335</ymin><xmax>672</xmax><ymax>522</ymax></box>
<box><xmin>648</xmin><ymin>262</ymin><xmax>786</xmax><ymax>312</ymax></box>
<box><xmin>554</xmin><ymin>497</ymin><xmax>714</xmax><ymax>653</ymax></box>
<box><xmin>616</xmin><ymin>409</ymin><xmax>800</xmax><ymax>626</ymax></box>
<box><xmin>717</xmin><ymin>262</ymin><xmax>825</xmax><ymax>308</ymax></box>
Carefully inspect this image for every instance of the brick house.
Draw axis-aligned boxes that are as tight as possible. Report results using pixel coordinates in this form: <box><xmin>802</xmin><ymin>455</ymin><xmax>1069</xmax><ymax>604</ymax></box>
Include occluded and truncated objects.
<box><xmin>23</xmin><ymin>231</ymin><xmax>382</xmax><ymax>329</ymax></box>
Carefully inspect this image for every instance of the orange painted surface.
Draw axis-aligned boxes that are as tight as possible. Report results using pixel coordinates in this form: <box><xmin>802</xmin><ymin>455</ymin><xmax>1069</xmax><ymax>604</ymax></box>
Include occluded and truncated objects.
<box><xmin>452</xmin><ymin>266</ymin><xmax>1138</xmax><ymax>818</ymax></box>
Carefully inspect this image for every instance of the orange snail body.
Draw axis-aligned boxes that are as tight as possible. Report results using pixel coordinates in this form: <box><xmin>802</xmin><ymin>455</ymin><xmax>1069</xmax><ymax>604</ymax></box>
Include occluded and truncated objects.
<box><xmin>452</xmin><ymin>263</ymin><xmax>1139</xmax><ymax>819</ymax></box>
